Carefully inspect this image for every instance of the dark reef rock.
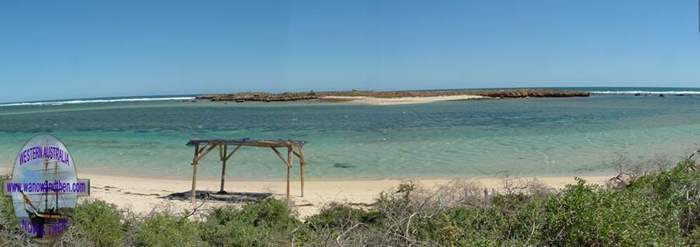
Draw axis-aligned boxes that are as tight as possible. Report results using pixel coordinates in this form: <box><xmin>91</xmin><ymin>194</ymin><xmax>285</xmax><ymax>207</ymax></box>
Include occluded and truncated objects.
<box><xmin>333</xmin><ymin>163</ymin><xmax>355</xmax><ymax>169</ymax></box>
<box><xmin>196</xmin><ymin>88</ymin><xmax>590</xmax><ymax>103</ymax></box>
<box><xmin>473</xmin><ymin>89</ymin><xmax>590</xmax><ymax>98</ymax></box>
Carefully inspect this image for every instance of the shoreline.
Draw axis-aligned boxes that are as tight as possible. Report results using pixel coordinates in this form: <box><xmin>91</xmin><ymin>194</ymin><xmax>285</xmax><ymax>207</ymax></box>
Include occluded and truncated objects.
<box><xmin>77</xmin><ymin>172</ymin><xmax>613</xmax><ymax>218</ymax></box>
<box><xmin>1</xmin><ymin>164</ymin><xmax>616</xmax><ymax>183</ymax></box>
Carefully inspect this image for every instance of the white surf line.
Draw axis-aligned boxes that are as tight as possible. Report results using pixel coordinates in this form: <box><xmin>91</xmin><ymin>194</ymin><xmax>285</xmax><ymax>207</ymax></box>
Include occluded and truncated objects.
<box><xmin>591</xmin><ymin>91</ymin><xmax>700</xmax><ymax>95</ymax></box>
<box><xmin>0</xmin><ymin>96</ymin><xmax>196</xmax><ymax>107</ymax></box>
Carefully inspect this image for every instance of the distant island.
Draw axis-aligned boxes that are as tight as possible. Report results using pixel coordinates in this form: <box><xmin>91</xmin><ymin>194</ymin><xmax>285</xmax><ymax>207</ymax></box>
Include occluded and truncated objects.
<box><xmin>197</xmin><ymin>88</ymin><xmax>590</xmax><ymax>105</ymax></box>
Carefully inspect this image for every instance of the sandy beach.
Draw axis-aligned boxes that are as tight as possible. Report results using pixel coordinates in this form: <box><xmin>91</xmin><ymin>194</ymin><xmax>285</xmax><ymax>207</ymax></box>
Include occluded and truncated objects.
<box><xmin>319</xmin><ymin>95</ymin><xmax>488</xmax><ymax>105</ymax></box>
<box><xmin>80</xmin><ymin>173</ymin><xmax>613</xmax><ymax>218</ymax></box>
<box><xmin>0</xmin><ymin>163</ymin><xmax>613</xmax><ymax>218</ymax></box>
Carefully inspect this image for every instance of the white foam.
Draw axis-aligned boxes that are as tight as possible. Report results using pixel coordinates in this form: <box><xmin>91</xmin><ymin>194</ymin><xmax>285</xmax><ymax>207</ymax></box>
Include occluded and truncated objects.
<box><xmin>0</xmin><ymin>96</ymin><xmax>195</xmax><ymax>107</ymax></box>
<box><xmin>591</xmin><ymin>91</ymin><xmax>700</xmax><ymax>95</ymax></box>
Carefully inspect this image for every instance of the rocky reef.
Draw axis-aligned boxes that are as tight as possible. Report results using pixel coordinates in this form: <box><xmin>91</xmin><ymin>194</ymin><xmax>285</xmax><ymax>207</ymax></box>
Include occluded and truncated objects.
<box><xmin>197</xmin><ymin>92</ymin><xmax>320</xmax><ymax>102</ymax></box>
<box><xmin>197</xmin><ymin>88</ymin><xmax>590</xmax><ymax>103</ymax></box>
<box><xmin>473</xmin><ymin>89</ymin><xmax>590</xmax><ymax>98</ymax></box>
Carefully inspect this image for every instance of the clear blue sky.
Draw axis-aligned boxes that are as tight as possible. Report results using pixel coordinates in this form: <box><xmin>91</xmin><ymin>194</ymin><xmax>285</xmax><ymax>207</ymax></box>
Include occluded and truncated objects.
<box><xmin>1</xmin><ymin>0</ymin><xmax>699</xmax><ymax>102</ymax></box>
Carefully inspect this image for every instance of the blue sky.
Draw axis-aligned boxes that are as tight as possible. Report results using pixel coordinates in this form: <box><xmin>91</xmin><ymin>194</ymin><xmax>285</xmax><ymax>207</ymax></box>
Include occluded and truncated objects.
<box><xmin>1</xmin><ymin>0</ymin><xmax>699</xmax><ymax>102</ymax></box>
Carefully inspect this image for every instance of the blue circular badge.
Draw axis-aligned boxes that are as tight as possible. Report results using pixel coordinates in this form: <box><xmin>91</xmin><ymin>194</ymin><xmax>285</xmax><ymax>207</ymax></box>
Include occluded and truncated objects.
<box><xmin>5</xmin><ymin>135</ymin><xmax>89</xmax><ymax>241</ymax></box>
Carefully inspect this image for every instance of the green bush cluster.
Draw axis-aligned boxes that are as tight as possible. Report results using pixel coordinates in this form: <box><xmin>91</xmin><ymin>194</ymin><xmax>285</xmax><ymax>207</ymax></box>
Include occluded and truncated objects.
<box><xmin>1</xmin><ymin>159</ymin><xmax>700</xmax><ymax>246</ymax></box>
<box><xmin>134</xmin><ymin>212</ymin><xmax>205</xmax><ymax>247</ymax></box>
<box><xmin>69</xmin><ymin>200</ymin><xmax>124</xmax><ymax>246</ymax></box>
<box><xmin>199</xmin><ymin>198</ymin><xmax>299</xmax><ymax>246</ymax></box>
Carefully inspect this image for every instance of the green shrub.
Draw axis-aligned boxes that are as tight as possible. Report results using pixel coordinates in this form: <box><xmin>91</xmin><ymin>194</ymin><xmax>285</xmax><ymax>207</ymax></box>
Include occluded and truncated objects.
<box><xmin>0</xmin><ymin>176</ymin><xmax>33</xmax><ymax>247</ymax></box>
<box><xmin>408</xmin><ymin>196</ymin><xmax>548</xmax><ymax>246</ymax></box>
<box><xmin>305</xmin><ymin>203</ymin><xmax>381</xmax><ymax>230</ymax></box>
<box><xmin>626</xmin><ymin>159</ymin><xmax>700</xmax><ymax>235</ymax></box>
<box><xmin>135</xmin><ymin>212</ymin><xmax>205</xmax><ymax>247</ymax></box>
<box><xmin>233</xmin><ymin>198</ymin><xmax>299</xmax><ymax>229</ymax></box>
<box><xmin>412</xmin><ymin>207</ymin><xmax>500</xmax><ymax>246</ymax></box>
<box><xmin>542</xmin><ymin>178</ymin><xmax>683</xmax><ymax>246</ymax></box>
<box><xmin>69</xmin><ymin>200</ymin><xmax>124</xmax><ymax>247</ymax></box>
<box><xmin>0</xmin><ymin>176</ymin><xmax>17</xmax><ymax>228</ymax></box>
<box><xmin>200</xmin><ymin>198</ymin><xmax>299</xmax><ymax>246</ymax></box>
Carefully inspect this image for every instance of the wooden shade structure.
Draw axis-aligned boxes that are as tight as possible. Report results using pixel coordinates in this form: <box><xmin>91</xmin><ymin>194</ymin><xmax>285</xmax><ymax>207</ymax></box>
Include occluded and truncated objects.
<box><xmin>186</xmin><ymin>138</ymin><xmax>306</xmax><ymax>206</ymax></box>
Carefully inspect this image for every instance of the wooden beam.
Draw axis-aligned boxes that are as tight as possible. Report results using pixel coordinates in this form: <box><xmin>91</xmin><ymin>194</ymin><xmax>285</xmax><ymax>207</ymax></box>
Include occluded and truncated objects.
<box><xmin>270</xmin><ymin>147</ymin><xmax>290</xmax><ymax>167</ymax></box>
<box><xmin>197</xmin><ymin>144</ymin><xmax>207</xmax><ymax>155</ymax></box>
<box><xmin>292</xmin><ymin>150</ymin><xmax>302</xmax><ymax>159</ymax></box>
<box><xmin>224</xmin><ymin>144</ymin><xmax>242</xmax><ymax>161</ymax></box>
<box><xmin>193</xmin><ymin>143</ymin><xmax>218</xmax><ymax>163</ymax></box>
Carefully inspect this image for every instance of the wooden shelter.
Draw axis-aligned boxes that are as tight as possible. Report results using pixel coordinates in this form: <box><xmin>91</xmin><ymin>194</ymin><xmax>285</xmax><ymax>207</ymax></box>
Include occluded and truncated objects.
<box><xmin>186</xmin><ymin>138</ymin><xmax>306</xmax><ymax>206</ymax></box>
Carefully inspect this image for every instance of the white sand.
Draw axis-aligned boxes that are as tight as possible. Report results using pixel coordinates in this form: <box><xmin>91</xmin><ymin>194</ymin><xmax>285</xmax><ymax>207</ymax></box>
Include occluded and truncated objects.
<box><xmin>0</xmin><ymin>164</ymin><xmax>612</xmax><ymax>218</ymax></box>
<box><xmin>80</xmin><ymin>173</ymin><xmax>612</xmax><ymax>218</ymax></box>
<box><xmin>320</xmin><ymin>95</ymin><xmax>488</xmax><ymax>105</ymax></box>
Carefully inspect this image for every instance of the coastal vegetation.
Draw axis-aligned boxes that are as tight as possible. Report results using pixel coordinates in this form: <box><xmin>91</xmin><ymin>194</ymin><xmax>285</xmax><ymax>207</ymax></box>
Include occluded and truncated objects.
<box><xmin>1</xmin><ymin>155</ymin><xmax>700</xmax><ymax>246</ymax></box>
<box><xmin>197</xmin><ymin>88</ymin><xmax>590</xmax><ymax>102</ymax></box>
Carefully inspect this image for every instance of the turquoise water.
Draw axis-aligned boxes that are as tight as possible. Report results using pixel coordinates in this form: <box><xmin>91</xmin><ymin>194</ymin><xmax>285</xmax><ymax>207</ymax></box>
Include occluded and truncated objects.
<box><xmin>2</xmin><ymin>89</ymin><xmax>700</xmax><ymax>180</ymax></box>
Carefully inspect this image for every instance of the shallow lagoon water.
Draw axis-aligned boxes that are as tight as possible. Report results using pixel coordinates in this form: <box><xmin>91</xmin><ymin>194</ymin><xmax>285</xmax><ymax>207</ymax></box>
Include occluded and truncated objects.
<box><xmin>2</xmin><ymin>95</ymin><xmax>700</xmax><ymax>180</ymax></box>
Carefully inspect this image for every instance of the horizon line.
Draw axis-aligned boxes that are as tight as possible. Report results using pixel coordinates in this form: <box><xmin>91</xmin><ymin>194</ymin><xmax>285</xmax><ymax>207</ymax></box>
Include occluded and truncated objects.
<box><xmin>3</xmin><ymin>86</ymin><xmax>700</xmax><ymax>105</ymax></box>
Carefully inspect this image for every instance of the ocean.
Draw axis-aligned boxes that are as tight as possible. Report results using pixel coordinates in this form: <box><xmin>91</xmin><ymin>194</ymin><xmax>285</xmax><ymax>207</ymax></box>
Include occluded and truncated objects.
<box><xmin>2</xmin><ymin>87</ymin><xmax>700</xmax><ymax>180</ymax></box>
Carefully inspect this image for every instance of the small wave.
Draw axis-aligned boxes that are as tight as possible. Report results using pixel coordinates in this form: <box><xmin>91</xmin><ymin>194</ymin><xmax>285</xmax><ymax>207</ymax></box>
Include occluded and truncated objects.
<box><xmin>0</xmin><ymin>96</ymin><xmax>196</xmax><ymax>107</ymax></box>
<box><xmin>591</xmin><ymin>91</ymin><xmax>700</xmax><ymax>95</ymax></box>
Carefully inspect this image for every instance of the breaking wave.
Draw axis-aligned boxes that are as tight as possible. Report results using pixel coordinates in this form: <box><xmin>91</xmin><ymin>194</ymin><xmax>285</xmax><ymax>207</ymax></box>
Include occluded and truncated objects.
<box><xmin>591</xmin><ymin>91</ymin><xmax>700</xmax><ymax>95</ymax></box>
<box><xmin>0</xmin><ymin>96</ymin><xmax>195</xmax><ymax>107</ymax></box>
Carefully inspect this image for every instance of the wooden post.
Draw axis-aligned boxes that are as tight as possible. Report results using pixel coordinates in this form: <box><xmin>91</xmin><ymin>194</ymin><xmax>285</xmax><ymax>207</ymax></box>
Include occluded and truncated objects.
<box><xmin>191</xmin><ymin>144</ymin><xmax>200</xmax><ymax>206</ymax></box>
<box><xmin>219</xmin><ymin>144</ymin><xmax>227</xmax><ymax>193</ymax></box>
<box><xmin>299</xmin><ymin>147</ymin><xmax>305</xmax><ymax>197</ymax></box>
<box><xmin>287</xmin><ymin>146</ymin><xmax>292</xmax><ymax>200</ymax></box>
<box><xmin>190</xmin><ymin>142</ymin><xmax>217</xmax><ymax>207</ymax></box>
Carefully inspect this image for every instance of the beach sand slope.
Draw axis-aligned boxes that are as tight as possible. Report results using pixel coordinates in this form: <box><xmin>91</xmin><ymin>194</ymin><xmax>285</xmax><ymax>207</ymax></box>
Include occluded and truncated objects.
<box><xmin>82</xmin><ymin>174</ymin><xmax>611</xmax><ymax>218</ymax></box>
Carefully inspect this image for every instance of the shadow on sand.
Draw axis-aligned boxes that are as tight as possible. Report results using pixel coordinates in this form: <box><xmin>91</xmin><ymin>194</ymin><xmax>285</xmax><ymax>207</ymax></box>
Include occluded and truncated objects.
<box><xmin>162</xmin><ymin>190</ymin><xmax>272</xmax><ymax>203</ymax></box>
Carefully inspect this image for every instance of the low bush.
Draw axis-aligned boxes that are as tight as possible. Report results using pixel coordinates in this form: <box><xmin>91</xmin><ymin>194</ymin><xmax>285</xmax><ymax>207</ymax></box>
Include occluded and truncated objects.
<box><xmin>0</xmin><ymin>176</ymin><xmax>33</xmax><ymax>247</ymax></box>
<box><xmin>541</xmin><ymin>179</ymin><xmax>683</xmax><ymax>246</ymax></box>
<box><xmin>305</xmin><ymin>203</ymin><xmax>381</xmax><ymax>230</ymax></box>
<box><xmin>67</xmin><ymin>200</ymin><xmax>124</xmax><ymax>247</ymax></box>
<box><xmin>200</xmin><ymin>198</ymin><xmax>299</xmax><ymax>247</ymax></box>
<box><xmin>134</xmin><ymin>212</ymin><xmax>205</xmax><ymax>247</ymax></box>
